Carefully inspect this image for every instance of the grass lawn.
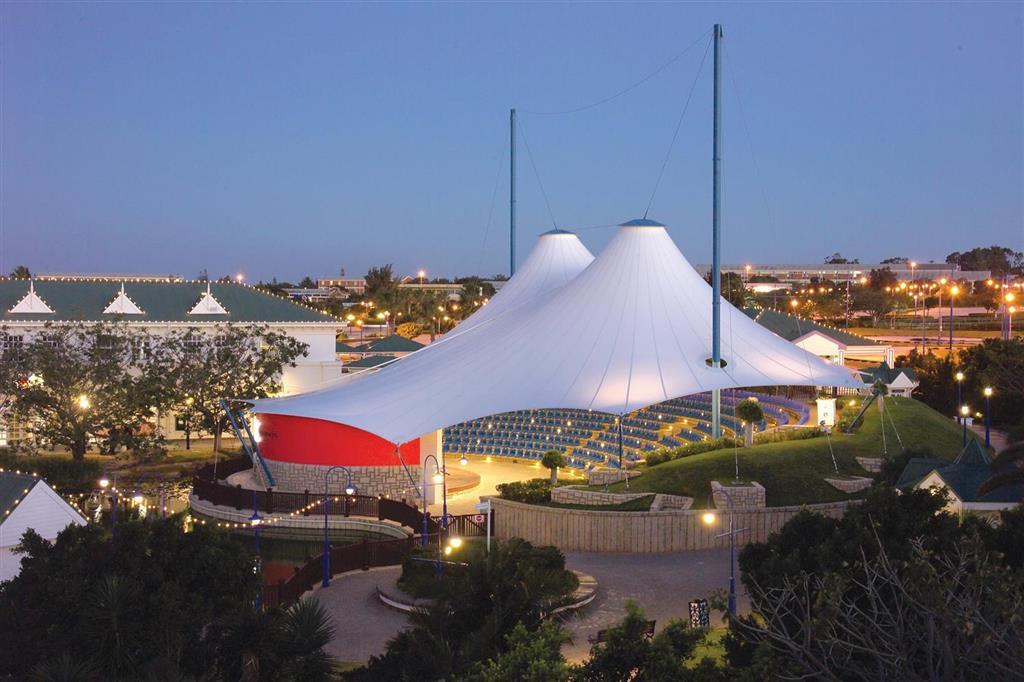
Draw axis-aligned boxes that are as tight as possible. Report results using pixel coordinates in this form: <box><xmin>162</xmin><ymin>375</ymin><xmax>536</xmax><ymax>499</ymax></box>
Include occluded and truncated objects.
<box><xmin>864</xmin><ymin>328</ymin><xmax>1004</xmax><ymax>339</ymax></box>
<box><xmin>595</xmin><ymin>398</ymin><xmax>977</xmax><ymax>508</ymax></box>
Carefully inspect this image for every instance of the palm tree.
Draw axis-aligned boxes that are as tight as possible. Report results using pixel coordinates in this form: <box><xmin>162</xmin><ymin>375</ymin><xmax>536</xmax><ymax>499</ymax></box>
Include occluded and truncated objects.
<box><xmin>278</xmin><ymin>598</ymin><xmax>336</xmax><ymax>681</ymax></box>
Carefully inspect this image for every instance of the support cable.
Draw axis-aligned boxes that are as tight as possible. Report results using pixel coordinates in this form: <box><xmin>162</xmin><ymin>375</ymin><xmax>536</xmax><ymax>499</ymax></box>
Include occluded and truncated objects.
<box><xmin>520</xmin><ymin>28</ymin><xmax>712</xmax><ymax>116</ymax></box>
<box><xmin>516</xmin><ymin>118</ymin><xmax>559</xmax><ymax>228</ymax></box>
<box><xmin>476</xmin><ymin>140</ymin><xmax>508</xmax><ymax>273</ymax></box>
<box><xmin>643</xmin><ymin>35</ymin><xmax>713</xmax><ymax>218</ymax></box>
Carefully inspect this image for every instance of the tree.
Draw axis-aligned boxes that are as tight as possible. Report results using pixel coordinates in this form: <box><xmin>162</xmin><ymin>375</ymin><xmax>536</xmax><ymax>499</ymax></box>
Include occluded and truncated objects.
<box><xmin>572</xmin><ymin>601</ymin><xmax>709</xmax><ymax>682</ymax></box>
<box><xmin>163</xmin><ymin>324</ymin><xmax>308</xmax><ymax>452</ymax></box>
<box><xmin>734</xmin><ymin>399</ymin><xmax>764</xmax><ymax>447</ymax></box>
<box><xmin>350</xmin><ymin>539</ymin><xmax>578</xmax><ymax>681</ymax></box>
<box><xmin>364</xmin><ymin>264</ymin><xmax>397</xmax><ymax>302</ymax></box>
<box><xmin>704</xmin><ymin>272</ymin><xmax>747</xmax><ymax>307</ymax></box>
<box><xmin>867</xmin><ymin>267</ymin><xmax>898</xmax><ymax>291</ymax></box>
<box><xmin>957</xmin><ymin>338</ymin><xmax>1024</xmax><ymax>427</ymax></box>
<box><xmin>946</xmin><ymin>246</ymin><xmax>1023</xmax><ymax>277</ymax></box>
<box><xmin>0</xmin><ymin>323</ymin><xmax>171</xmax><ymax>458</ymax></box>
<box><xmin>541</xmin><ymin>450</ymin><xmax>567</xmax><ymax>485</ymax></box>
<box><xmin>8</xmin><ymin>264</ymin><xmax>30</xmax><ymax>278</ymax></box>
<box><xmin>460</xmin><ymin>621</ymin><xmax>570</xmax><ymax>682</ymax></box>
<box><xmin>395</xmin><ymin>322</ymin><xmax>425</xmax><ymax>339</ymax></box>
<box><xmin>824</xmin><ymin>253</ymin><xmax>858</xmax><ymax>264</ymax></box>
<box><xmin>297</xmin><ymin>276</ymin><xmax>317</xmax><ymax>289</ymax></box>
<box><xmin>852</xmin><ymin>288</ymin><xmax>894</xmax><ymax>326</ymax></box>
<box><xmin>880</xmin><ymin>256</ymin><xmax>909</xmax><ymax>264</ymax></box>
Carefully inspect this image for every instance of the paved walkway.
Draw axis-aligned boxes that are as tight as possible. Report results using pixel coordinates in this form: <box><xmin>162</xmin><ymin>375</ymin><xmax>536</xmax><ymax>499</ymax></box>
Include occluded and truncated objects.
<box><xmin>313</xmin><ymin>548</ymin><xmax>744</xmax><ymax>665</ymax></box>
<box><xmin>558</xmin><ymin>549</ymin><xmax>746</xmax><ymax>662</ymax></box>
<box><xmin>312</xmin><ymin>566</ymin><xmax>409</xmax><ymax>664</ymax></box>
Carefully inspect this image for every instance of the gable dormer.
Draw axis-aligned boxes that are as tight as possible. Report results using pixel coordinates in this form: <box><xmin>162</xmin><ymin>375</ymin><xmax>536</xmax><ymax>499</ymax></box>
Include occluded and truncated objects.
<box><xmin>189</xmin><ymin>283</ymin><xmax>228</xmax><ymax>315</ymax></box>
<box><xmin>103</xmin><ymin>283</ymin><xmax>145</xmax><ymax>315</ymax></box>
<box><xmin>8</xmin><ymin>281</ymin><xmax>54</xmax><ymax>314</ymax></box>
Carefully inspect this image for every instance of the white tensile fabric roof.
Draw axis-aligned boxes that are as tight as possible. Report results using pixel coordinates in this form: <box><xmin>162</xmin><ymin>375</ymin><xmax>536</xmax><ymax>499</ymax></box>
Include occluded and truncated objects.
<box><xmin>254</xmin><ymin>219</ymin><xmax>862</xmax><ymax>444</ymax></box>
<box><xmin>454</xmin><ymin>228</ymin><xmax>594</xmax><ymax>334</ymax></box>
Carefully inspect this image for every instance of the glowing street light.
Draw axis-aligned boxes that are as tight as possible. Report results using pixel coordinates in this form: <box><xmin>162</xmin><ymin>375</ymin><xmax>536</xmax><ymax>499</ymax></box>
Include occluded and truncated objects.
<box><xmin>960</xmin><ymin>404</ymin><xmax>970</xmax><ymax>446</ymax></box>
<box><xmin>983</xmin><ymin>387</ymin><xmax>993</xmax><ymax>448</ymax></box>
<box><xmin>235</xmin><ymin>273</ymin><xmax>245</xmax><ymax>284</ymax></box>
<box><xmin>76</xmin><ymin>394</ymin><xmax>91</xmax><ymax>410</ymax></box>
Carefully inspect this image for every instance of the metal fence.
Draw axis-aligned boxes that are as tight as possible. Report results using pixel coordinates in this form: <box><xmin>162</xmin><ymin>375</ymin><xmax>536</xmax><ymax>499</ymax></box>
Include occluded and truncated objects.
<box><xmin>191</xmin><ymin>459</ymin><xmax>437</xmax><ymax>532</ymax></box>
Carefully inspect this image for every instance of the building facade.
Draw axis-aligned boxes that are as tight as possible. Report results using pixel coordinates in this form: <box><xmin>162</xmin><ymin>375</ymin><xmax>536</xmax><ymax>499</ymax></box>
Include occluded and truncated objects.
<box><xmin>0</xmin><ymin>277</ymin><xmax>342</xmax><ymax>446</ymax></box>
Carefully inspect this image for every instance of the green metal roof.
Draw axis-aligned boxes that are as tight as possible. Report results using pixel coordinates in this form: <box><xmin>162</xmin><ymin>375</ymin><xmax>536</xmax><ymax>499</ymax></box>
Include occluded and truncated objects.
<box><xmin>358</xmin><ymin>334</ymin><xmax>425</xmax><ymax>354</ymax></box>
<box><xmin>335</xmin><ymin>340</ymin><xmax>361</xmax><ymax>353</ymax></box>
<box><xmin>896</xmin><ymin>440</ymin><xmax>1023</xmax><ymax>504</ymax></box>
<box><xmin>345</xmin><ymin>354</ymin><xmax>397</xmax><ymax>368</ymax></box>
<box><xmin>0</xmin><ymin>472</ymin><xmax>40</xmax><ymax>522</ymax></box>
<box><xmin>860</xmin><ymin>362</ymin><xmax>918</xmax><ymax>384</ymax></box>
<box><xmin>0</xmin><ymin>280</ymin><xmax>336</xmax><ymax>324</ymax></box>
<box><xmin>747</xmin><ymin>308</ymin><xmax>885</xmax><ymax>347</ymax></box>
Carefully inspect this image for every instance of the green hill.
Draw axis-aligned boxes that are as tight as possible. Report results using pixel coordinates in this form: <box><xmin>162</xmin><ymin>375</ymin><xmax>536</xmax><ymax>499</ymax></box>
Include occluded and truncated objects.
<box><xmin>597</xmin><ymin>397</ymin><xmax>977</xmax><ymax>507</ymax></box>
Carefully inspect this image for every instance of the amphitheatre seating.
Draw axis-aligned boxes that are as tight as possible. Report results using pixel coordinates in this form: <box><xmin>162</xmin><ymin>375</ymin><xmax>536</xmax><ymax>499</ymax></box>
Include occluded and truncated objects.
<box><xmin>442</xmin><ymin>391</ymin><xmax>810</xmax><ymax>466</ymax></box>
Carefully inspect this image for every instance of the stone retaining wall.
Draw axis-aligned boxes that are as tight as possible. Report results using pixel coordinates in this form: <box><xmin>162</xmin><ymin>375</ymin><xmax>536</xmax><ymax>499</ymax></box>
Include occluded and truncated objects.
<box><xmin>825</xmin><ymin>476</ymin><xmax>873</xmax><ymax>493</ymax></box>
<box><xmin>855</xmin><ymin>457</ymin><xmax>884</xmax><ymax>473</ymax></box>
<box><xmin>550</xmin><ymin>486</ymin><xmax>649</xmax><ymax>506</ymax></box>
<box><xmin>711</xmin><ymin>481</ymin><xmax>766</xmax><ymax>509</ymax></box>
<box><xmin>587</xmin><ymin>470</ymin><xmax>642</xmax><ymax>486</ymax></box>
<box><xmin>489</xmin><ymin>497</ymin><xmax>853</xmax><ymax>553</ymax></box>
<box><xmin>263</xmin><ymin>459</ymin><xmax>421</xmax><ymax>499</ymax></box>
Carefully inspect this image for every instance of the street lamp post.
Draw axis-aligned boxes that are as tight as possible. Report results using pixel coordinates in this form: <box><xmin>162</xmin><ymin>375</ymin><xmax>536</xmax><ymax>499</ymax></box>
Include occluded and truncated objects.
<box><xmin>99</xmin><ymin>469</ymin><xmax>118</xmax><ymax>540</ymax></box>
<box><xmin>702</xmin><ymin>487</ymin><xmax>747</xmax><ymax>618</ymax></box>
<box><xmin>421</xmin><ymin>455</ymin><xmax>444</xmax><ymax>547</ymax></box>
<box><xmin>948</xmin><ymin>285</ymin><xmax>958</xmax><ymax>352</ymax></box>
<box><xmin>983</xmin><ymin>387</ymin><xmax>993</xmax><ymax>449</ymax></box>
<box><xmin>960</xmin><ymin>405</ymin><xmax>970</xmax><ymax>447</ymax></box>
<box><xmin>184</xmin><ymin>396</ymin><xmax>194</xmax><ymax>450</ymax></box>
<box><xmin>250</xmin><ymin>491</ymin><xmax>263</xmax><ymax>610</ymax></box>
<box><xmin>322</xmin><ymin>466</ymin><xmax>357</xmax><ymax>588</ymax></box>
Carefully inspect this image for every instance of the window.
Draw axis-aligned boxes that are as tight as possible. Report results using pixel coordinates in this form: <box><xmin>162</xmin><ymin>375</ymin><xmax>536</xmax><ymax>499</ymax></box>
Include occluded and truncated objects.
<box><xmin>184</xmin><ymin>333</ymin><xmax>205</xmax><ymax>352</ymax></box>
<box><xmin>0</xmin><ymin>333</ymin><xmax>23</xmax><ymax>357</ymax></box>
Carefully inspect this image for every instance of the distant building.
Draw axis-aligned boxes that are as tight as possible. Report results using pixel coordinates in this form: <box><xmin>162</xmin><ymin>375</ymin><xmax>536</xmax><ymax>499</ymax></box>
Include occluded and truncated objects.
<box><xmin>396</xmin><ymin>281</ymin><xmax>464</xmax><ymax>301</ymax></box>
<box><xmin>0</xmin><ymin>471</ymin><xmax>87</xmax><ymax>581</ymax></box>
<box><xmin>318</xmin><ymin>277</ymin><xmax>367</xmax><ymax>296</ymax></box>
<box><xmin>0</xmin><ymin>277</ymin><xmax>342</xmax><ymax>445</ymax></box>
<box><xmin>896</xmin><ymin>440</ymin><xmax>1022</xmax><ymax>515</ymax></box>
<box><xmin>699</xmin><ymin>263</ymin><xmax>992</xmax><ymax>285</ymax></box>
<box><xmin>746</xmin><ymin>308</ymin><xmax>895</xmax><ymax>366</ymax></box>
<box><xmin>282</xmin><ymin>287</ymin><xmax>347</xmax><ymax>302</ymax></box>
<box><xmin>858</xmin><ymin>362</ymin><xmax>919</xmax><ymax>398</ymax></box>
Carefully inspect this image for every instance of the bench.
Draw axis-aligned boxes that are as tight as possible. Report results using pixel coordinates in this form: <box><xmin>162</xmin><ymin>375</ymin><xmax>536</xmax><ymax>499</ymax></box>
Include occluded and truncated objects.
<box><xmin>588</xmin><ymin>619</ymin><xmax>656</xmax><ymax>645</ymax></box>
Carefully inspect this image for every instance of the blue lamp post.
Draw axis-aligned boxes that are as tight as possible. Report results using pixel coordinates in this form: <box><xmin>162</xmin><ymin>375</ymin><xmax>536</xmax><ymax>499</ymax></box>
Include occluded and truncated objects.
<box><xmin>421</xmin><ymin>455</ymin><xmax>444</xmax><ymax>547</ymax></box>
<box><xmin>322</xmin><ymin>465</ymin><xmax>356</xmax><ymax>589</ymax></box>
<box><xmin>983</xmin><ymin>387</ymin><xmax>993</xmax><ymax>448</ymax></box>
<box><xmin>702</xmin><ymin>487</ymin><xmax>747</xmax><ymax>618</ymax></box>
<box><xmin>954</xmin><ymin>371</ymin><xmax>964</xmax><ymax>421</ymax></box>
<box><xmin>250</xmin><ymin>490</ymin><xmax>263</xmax><ymax>610</ymax></box>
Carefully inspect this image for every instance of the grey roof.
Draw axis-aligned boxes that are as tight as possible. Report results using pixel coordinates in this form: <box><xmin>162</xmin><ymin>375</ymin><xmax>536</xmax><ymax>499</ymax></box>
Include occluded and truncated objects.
<box><xmin>345</xmin><ymin>354</ymin><xmax>397</xmax><ymax>368</ymax></box>
<box><xmin>0</xmin><ymin>472</ymin><xmax>41</xmax><ymax>523</ymax></box>
<box><xmin>860</xmin><ymin>362</ymin><xmax>918</xmax><ymax>384</ymax></box>
<box><xmin>335</xmin><ymin>340</ymin><xmax>361</xmax><ymax>353</ymax></box>
<box><xmin>746</xmin><ymin>308</ymin><xmax>886</xmax><ymax>347</ymax></box>
<box><xmin>358</xmin><ymin>334</ymin><xmax>425</xmax><ymax>354</ymax></box>
<box><xmin>896</xmin><ymin>440</ymin><xmax>1023</xmax><ymax>504</ymax></box>
<box><xmin>1</xmin><ymin>279</ymin><xmax>336</xmax><ymax>324</ymax></box>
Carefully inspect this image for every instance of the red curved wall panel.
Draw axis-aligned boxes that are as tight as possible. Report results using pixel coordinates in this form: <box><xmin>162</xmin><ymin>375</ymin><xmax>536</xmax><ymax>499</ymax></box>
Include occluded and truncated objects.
<box><xmin>254</xmin><ymin>412</ymin><xmax>420</xmax><ymax>466</ymax></box>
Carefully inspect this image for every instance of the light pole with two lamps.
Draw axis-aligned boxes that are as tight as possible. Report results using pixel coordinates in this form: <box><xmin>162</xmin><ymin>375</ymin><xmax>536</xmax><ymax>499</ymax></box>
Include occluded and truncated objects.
<box><xmin>322</xmin><ymin>465</ymin><xmax>357</xmax><ymax>588</ymax></box>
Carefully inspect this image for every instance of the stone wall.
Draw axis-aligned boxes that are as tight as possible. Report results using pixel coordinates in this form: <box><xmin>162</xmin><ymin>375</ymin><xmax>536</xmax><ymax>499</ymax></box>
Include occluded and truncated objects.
<box><xmin>263</xmin><ymin>459</ymin><xmax>422</xmax><ymax>499</ymax></box>
<box><xmin>489</xmin><ymin>497</ymin><xmax>854</xmax><ymax>553</ymax></box>
<box><xmin>855</xmin><ymin>457</ymin><xmax>884</xmax><ymax>473</ymax></box>
<box><xmin>711</xmin><ymin>481</ymin><xmax>766</xmax><ymax>510</ymax></box>
<box><xmin>587</xmin><ymin>470</ymin><xmax>642</xmax><ymax>486</ymax></box>
<box><xmin>825</xmin><ymin>476</ymin><xmax>873</xmax><ymax>493</ymax></box>
<box><xmin>551</xmin><ymin>486</ymin><xmax>649</xmax><ymax>506</ymax></box>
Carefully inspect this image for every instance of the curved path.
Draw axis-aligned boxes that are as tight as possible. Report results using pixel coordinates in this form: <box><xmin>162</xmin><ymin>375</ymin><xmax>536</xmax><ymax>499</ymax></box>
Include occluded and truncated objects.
<box><xmin>313</xmin><ymin>548</ymin><xmax>745</xmax><ymax>666</ymax></box>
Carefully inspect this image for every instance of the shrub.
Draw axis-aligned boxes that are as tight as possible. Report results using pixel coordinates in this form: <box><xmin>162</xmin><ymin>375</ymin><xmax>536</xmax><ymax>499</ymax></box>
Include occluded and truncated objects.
<box><xmin>752</xmin><ymin>428</ymin><xmax>821</xmax><ymax>445</ymax></box>
<box><xmin>0</xmin><ymin>452</ymin><xmax>102</xmax><ymax>492</ymax></box>
<box><xmin>496</xmin><ymin>478</ymin><xmax>553</xmax><ymax>504</ymax></box>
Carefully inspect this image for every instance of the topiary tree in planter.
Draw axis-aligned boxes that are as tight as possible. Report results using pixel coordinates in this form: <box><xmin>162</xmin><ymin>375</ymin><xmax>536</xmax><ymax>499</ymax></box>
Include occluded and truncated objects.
<box><xmin>735</xmin><ymin>399</ymin><xmax>765</xmax><ymax>447</ymax></box>
<box><xmin>541</xmin><ymin>450</ymin><xmax>567</xmax><ymax>485</ymax></box>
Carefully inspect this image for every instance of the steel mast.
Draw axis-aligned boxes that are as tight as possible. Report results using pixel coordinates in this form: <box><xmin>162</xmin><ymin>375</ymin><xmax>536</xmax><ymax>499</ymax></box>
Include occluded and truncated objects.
<box><xmin>711</xmin><ymin>24</ymin><xmax>724</xmax><ymax>439</ymax></box>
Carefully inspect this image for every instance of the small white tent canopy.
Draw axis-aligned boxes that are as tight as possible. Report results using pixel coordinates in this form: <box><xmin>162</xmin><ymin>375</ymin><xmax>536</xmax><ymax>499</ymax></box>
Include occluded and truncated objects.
<box><xmin>455</xmin><ymin>228</ymin><xmax>594</xmax><ymax>334</ymax></box>
<box><xmin>254</xmin><ymin>219</ymin><xmax>861</xmax><ymax>444</ymax></box>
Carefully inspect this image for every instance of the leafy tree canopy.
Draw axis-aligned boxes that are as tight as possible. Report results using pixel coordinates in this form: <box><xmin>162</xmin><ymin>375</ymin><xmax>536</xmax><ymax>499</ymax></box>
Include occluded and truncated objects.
<box><xmin>946</xmin><ymin>245</ymin><xmax>1023</xmax><ymax>277</ymax></box>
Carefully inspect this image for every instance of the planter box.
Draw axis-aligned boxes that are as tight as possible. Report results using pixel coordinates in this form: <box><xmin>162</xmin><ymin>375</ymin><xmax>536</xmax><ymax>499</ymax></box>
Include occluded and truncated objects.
<box><xmin>855</xmin><ymin>457</ymin><xmax>884</xmax><ymax>473</ymax></box>
<box><xmin>711</xmin><ymin>481</ymin><xmax>766</xmax><ymax>510</ymax></box>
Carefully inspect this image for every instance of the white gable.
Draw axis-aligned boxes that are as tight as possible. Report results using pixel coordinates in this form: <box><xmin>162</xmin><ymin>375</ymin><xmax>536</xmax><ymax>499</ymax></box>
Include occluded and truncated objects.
<box><xmin>103</xmin><ymin>284</ymin><xmax>145</xmax><ymax>315</ymax></box>
<box><xmin>794</xmin><ymin>331</ymin><xmax>844</xmax><ymax>356</ymax></box>
<box><xmin>189</xmin><ymin>284</ymin><xmax>228</xmax><ymax>315</ymax></box>
<box><xmin>889</xmin><ymin>372</ymin><xmax>918</xmax><ymax>389</ymax></box>
<box><xmin>8</xmin><ymin>282</ymin><xmax>54</xmax><ymax>314</ymax></box>
<box><xmin>0</xmin><ymin>480</ymin><xmax>87</xmax><ymax>581</ymax></box>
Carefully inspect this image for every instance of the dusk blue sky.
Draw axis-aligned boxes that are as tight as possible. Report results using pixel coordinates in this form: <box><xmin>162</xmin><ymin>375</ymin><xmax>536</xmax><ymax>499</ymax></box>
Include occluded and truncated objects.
<box><xmin>1</xmin><ymin>2</ymin><xmax>1021</xmax><ymax>282</ymax></box>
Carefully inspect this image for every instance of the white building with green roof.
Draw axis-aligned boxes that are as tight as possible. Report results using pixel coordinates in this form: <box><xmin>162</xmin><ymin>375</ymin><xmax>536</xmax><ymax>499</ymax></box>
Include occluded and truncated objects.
<box><xmin>1</xmin><ymin>277</ymin><xmax>343</xmax><ymax>443</ymax></box>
